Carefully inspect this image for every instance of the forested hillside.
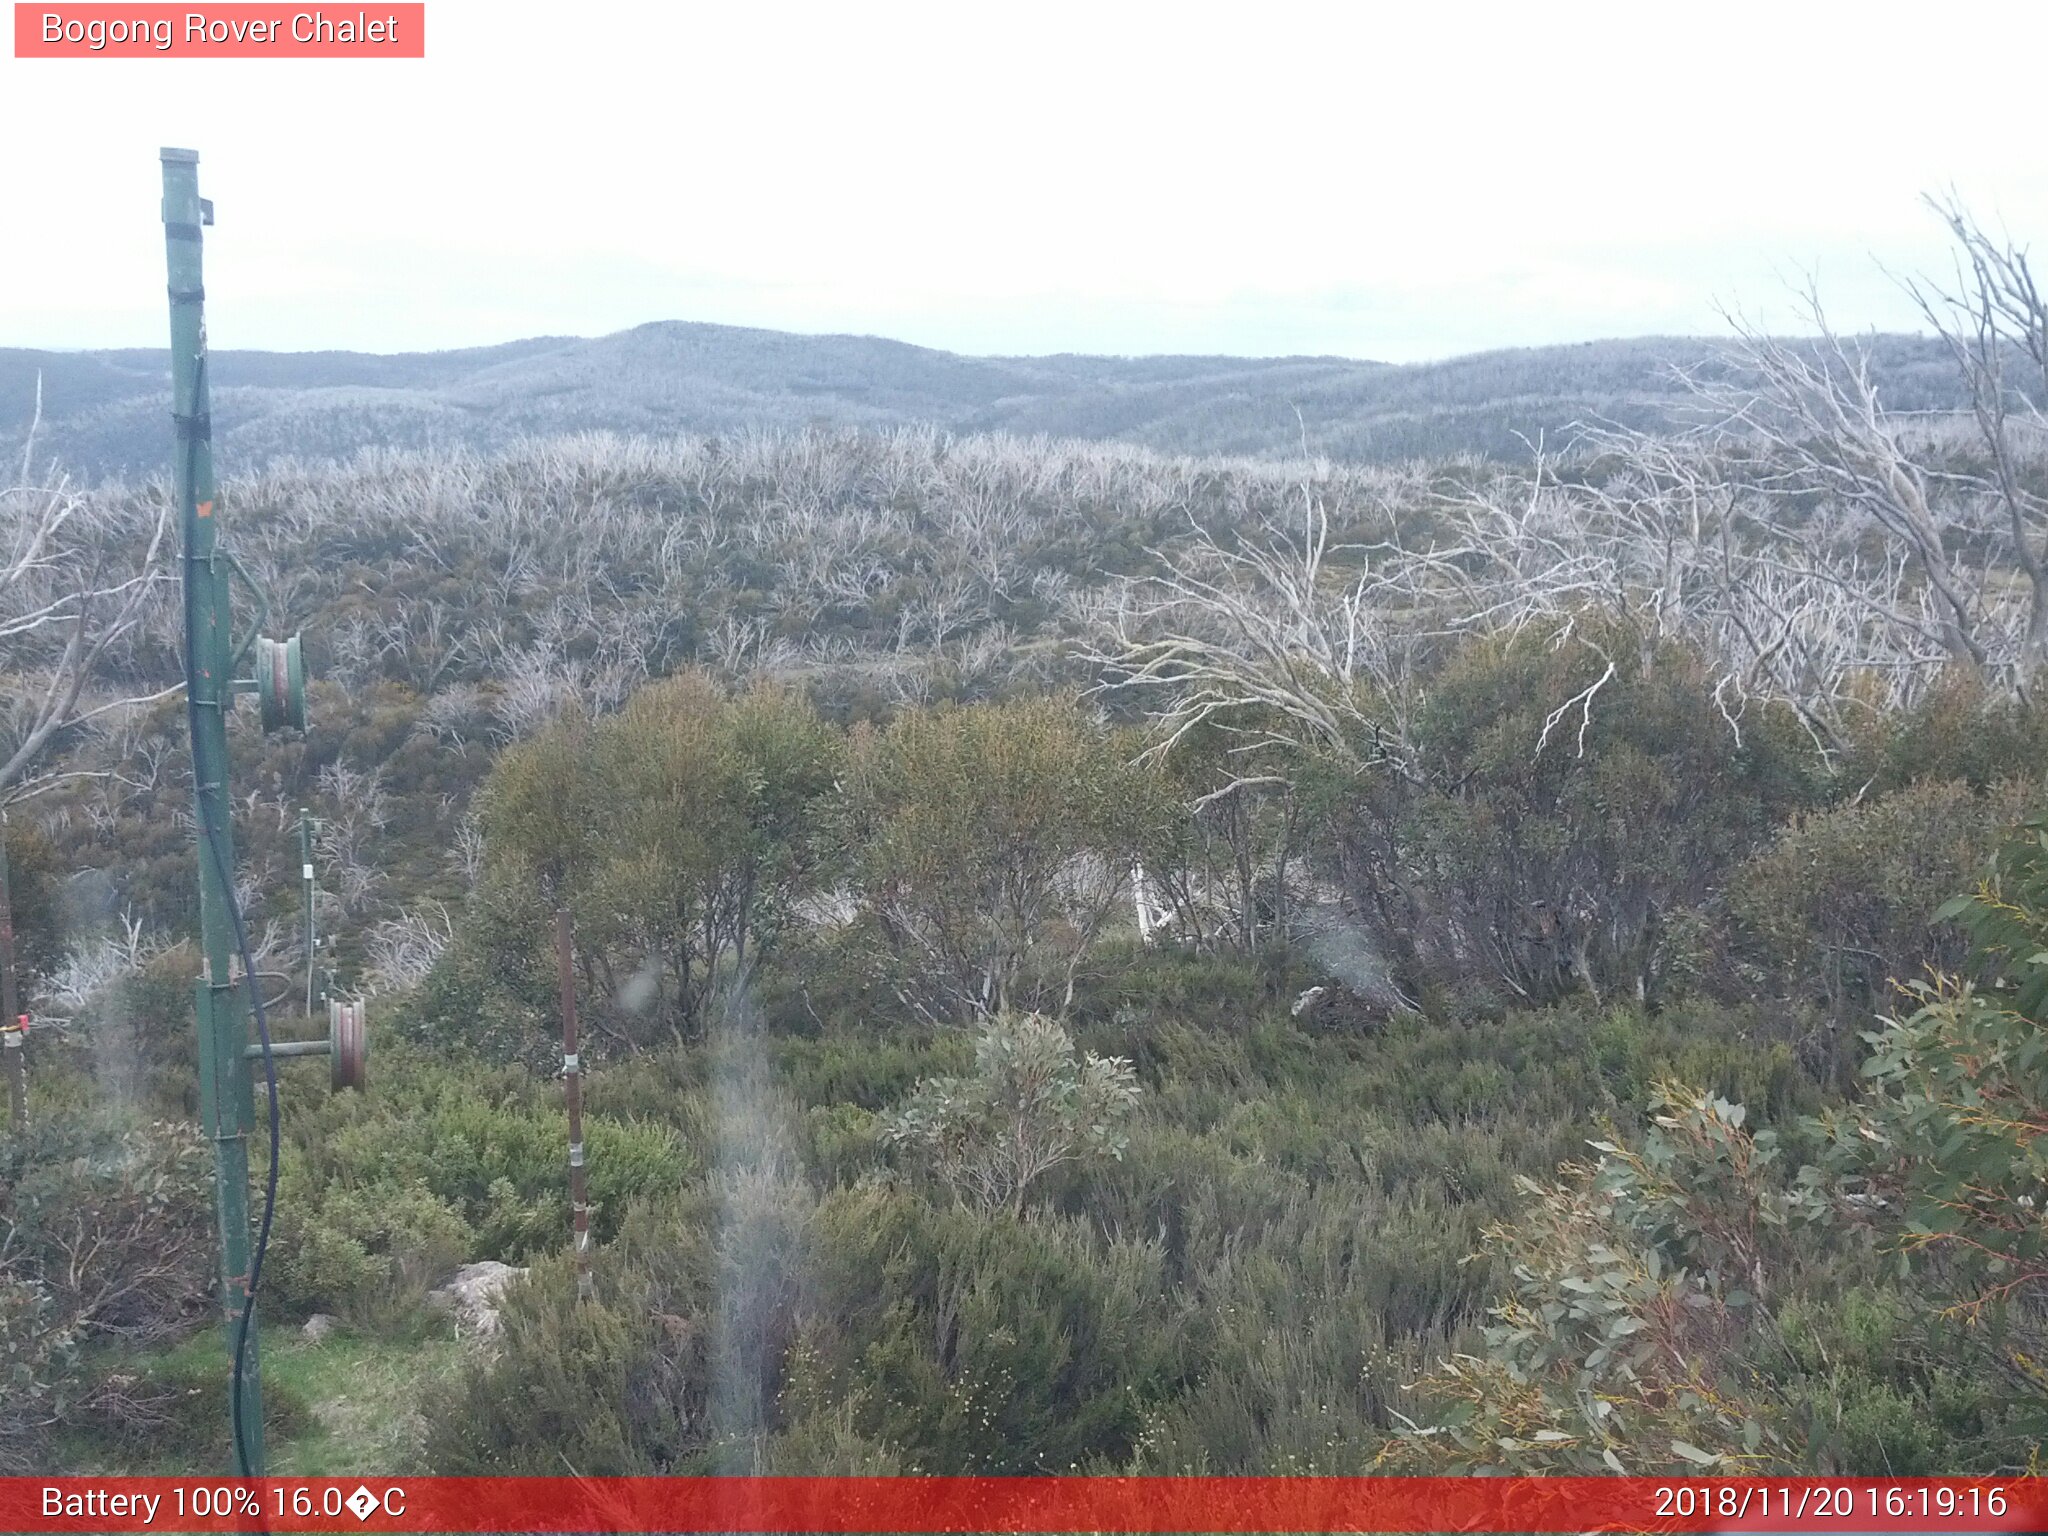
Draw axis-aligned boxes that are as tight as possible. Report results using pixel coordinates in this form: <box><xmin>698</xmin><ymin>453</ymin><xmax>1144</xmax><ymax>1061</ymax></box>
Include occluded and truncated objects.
<box><xmin>4</xmin><ymin>207</ymin><xmax>2047</xmax><ymax>1480</ymax></box>
<box><xmin>0</xmin><ymin>324</ymin><xmax>1972</xmax><ymax>480</ymax></box>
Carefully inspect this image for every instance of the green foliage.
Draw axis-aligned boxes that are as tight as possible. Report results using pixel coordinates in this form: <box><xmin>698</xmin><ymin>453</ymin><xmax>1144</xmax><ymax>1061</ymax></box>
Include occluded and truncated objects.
<box><xmin>1731</xmin><ymin>776</ymin><xmax>2033</xmax><ymax>1023</ymax></box>
<box><xmin>0</xmin><ymin>1274</ymin><xmax>81</xmax><ymax>1473</ymax></box>
<box><xmin>427</xmin><ymin>1169</ymin><xmax>819</xmax><ymax>1476</ymax></box>
<box><xmin>1393</xmin><ymin>853</ymin><xmax>2048</xmax><ymax>1478</ymax></box>
<box><xmin>40</xmin><ymin>373</ymin><xmax>2048</xmax><ymax>1489</ymax></box>
<box><xmin>0</xmin><ymin>1116</ymin><xmax>215</xmax><ymax>1472</ymax></box>
<box><xmin>424</xmin><ymin>1235</ymin><xmax>703</xmax><ymax>1474</ymax></box>
<box><xmin>1852</xmin><ymin>978</ymin><xmax>2048</xmax><ymax>1316</ymax></box>
<box><xmin>1138</xmin><ymin>718</ymin><xmax>1310</xmax><ymax>954</ymax></box>
<box><xmin>461</xmin><ymin>673</ymin><xmax>842</xmax><ymax>1051</ymax></box>
<box><xmin>1389</xmin><ymin>1085</ymin><xmax>1824</xmax><ymax>1474</ymax></box>
<box><xmin>1859</xmin><ymin>670</ymin><xmax>2048</xmax><ymax>796</ymax></box>
<box><xmin>0</xmin><ymin>1115</ymin><xmax>213</xmax><ymax>1346</ymax></box>
<box><xmin>1762</xmin><ymin>1287</ymin><xmax>2026</xmax><ymax>1474</ymax></box>
<box><xmin>270</xmin><ymin>1176</ymin><xmax>474</xmax><ymax>1328</ymax></box>
<box><xmin>34</xmin><ymin>466</ymin><xmax>2048</xmax><ymax>1482</ymax></box>
<box><xmin>1118</xmin><ymin>1181</ymin><xmax>1463</xmax><ymax>1473</ymax></box>
<box><xmin>282</xmin><ymin>1046</ymin><xmax>690</xmax><ymax>1264</ymax></box>
<box><xmin>0</xmin><ymin>819</ymin><xmax>65</xmax><ymax>988</ymax></box>
<box><xmin>1813</xmin><ymin>817</ymin><xmax>2048</xmax><ymax>1440</ymax></box>
<box><xmin>410</xmin><ymin>876</ymin><xmax>558</xmax><ymax>1067</ymax></box>
<box><xmin>767</xmin><ymin>1030</ymin><xmax>964</xmax><ymax>1112</ymax></box>
<box><xmin>880</xmin><ymin>1011</ymin><xmax>1140</xmax><ymax>1215</ymax></box>
<box><xmin>1934</xmin><ymin>807</ymin><xmax>2048</xmax><ymax>1017</ymax></box>
<box><xmin>72</xmin><ymin>1331</ymin><xmax>313</xmax><ymax>1468</ymax></box>
<box><xmin>846</xmin><ymin>696</ymin><xmax>1173</xmax><ymax>1017</ymax></box>
<box><xmin>793</xmin><ymin>1186</ymin><xmax>1183</xmax><ymax>1472</ymax></box>
<box><xmin>428</xmin><ymin>967</ymin><xmax>1736</xmax><ymax>1477</ymax></box>
<box><xmin>31</xmin><ymin>943</ymin><xmax>207</xmax><ymax>1119</ymax></box>
<box><xmin>1317</xmin><ymin>624</ymin><xmax>1819</xmax><ymax>1010</ymax></box>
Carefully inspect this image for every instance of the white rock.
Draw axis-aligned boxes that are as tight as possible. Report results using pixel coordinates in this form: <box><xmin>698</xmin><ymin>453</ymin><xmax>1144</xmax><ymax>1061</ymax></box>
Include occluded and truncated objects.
<box><xmin>427</xmin><ymin>1260</ymin><xmax>530</xmax><ymax>1338</ymax></box>
<box><xmin>301</xmin><ymin>1313</ymin><xmax>341</xmax><ymax>1342</ymax></box>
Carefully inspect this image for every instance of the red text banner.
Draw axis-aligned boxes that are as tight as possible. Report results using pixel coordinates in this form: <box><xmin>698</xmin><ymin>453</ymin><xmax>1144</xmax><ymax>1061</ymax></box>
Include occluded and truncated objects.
<box><xmin>14</xmin><ymin>4</ymin><xmax>424</xmax><ymax>57</ymax></box>
<box><xmin>1</xmin><ymin>1476</ymin><xmax>2040</xmax><ymax>1533</ymax></box>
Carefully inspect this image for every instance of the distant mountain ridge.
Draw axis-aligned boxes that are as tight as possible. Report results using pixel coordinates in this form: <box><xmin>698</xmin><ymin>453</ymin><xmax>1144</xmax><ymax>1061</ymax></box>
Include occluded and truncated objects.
<box><xmin>0</xmin><ymin>320</ymin><xmax>1965</xmax><ymax>480</ymax></box>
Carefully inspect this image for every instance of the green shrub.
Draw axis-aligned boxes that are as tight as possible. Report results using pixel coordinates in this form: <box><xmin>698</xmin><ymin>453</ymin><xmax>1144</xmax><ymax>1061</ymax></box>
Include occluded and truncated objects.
<box><xmin>1312</xmin><ymin>623</ymin><xmax>1822</xmax><ymax>1010</ymax></box>
<box><xmin>426</xmin><ymin>1175</ymin><xmax>821</xmax><ymax>1475</ymax></box>
<box><xmin>424</xmin><ymin>1240</ymin><xmax>702</xmax><ymax>1474</ymax></box>
<box><xmin>1387</xmin><ymin>1085</ymin><xmax>1825</xmax><ymax>1474</ymax></box>
<box><xmin>79</xmin><ymin>1337</ymin><xmax>311</xmax><ymax>1466</ymax></box>
<box><xmin>270</xmin><ymin>1176</ymin><xmax>474</xmax><ymax>1327</ymax></box>
<box><xmin>1764</xmin><ymin>1289</ymin><xmax>2026</xmax><ymax>1474</ymax></box>
<box><xmin>768</xmin><ymin>1031</ymin><xmax>962</xmax><ymax>1112</ymax></box>
<box><xmin>1805</xmin><ymin>813</ymin><xmax>2048</xmax><ymax>1453</ymax></box>
<box><xmin>0</xmin><ymin>1115</ymin><xmax>216</xmax><ymax>1472</ymax></box>
<box><xmin>702</xmin><ymin>1163</ymin><xmax>818</xmax><ymax>1463</ymax></box>
<box><xmin>47</xmin><ymin>945</ymin><xmax>208</xmax><ymax>1118</ymax></box>
<box><xmin>409</xmin><ymin>879</ymin><xmax>558</xmax><ymax>1069</ymax></box>
<box><xmin>845</xmin><ymin>697</ymin><xmax>1174</xmax><ymax>1018</ymax></box>
<box><xmin>463</xmin><ymin>674</ymin><xmax>843</xmax><ymax>1052</ymax></box>
<box><xmin>285</xmin><ymin>1049</ymin><xmax>690</xmax><ymax>1260</ymax></box>
<box><xmin>760</xmin><ymin>1401</ymin><xmax>904</xmax><ymax>1474</ymax></box>
<box><xmin>1122</xmin><ymin>1187</ymin><xmax>1453</xmax><ymax>1473</ymax></box>
<box><xmin>1860</xmin><ymin>671</ymin><xmax>2048</xmax><ymax>795</ymax></box>
<box><xmin>1586</xmin><ymin>998</ymin><xmax>1823</xmax><ymax>1125</ymax></box>
<box><xmin>0</xmin><ymin>1274</ymin><xmax>81</xmax><ymax>1473</ymax></box>
<box><xmin>799</xmin><ymin>1103</ymin><xmax>884</xmax><ymax>1189</ymax></box>
<box><xmin>0</xmin><ymin>819</ymin><xmax>66</xmax><ymax>989</ymax></box>
<box><xmin>880</xmin><ymin>1012</ymin><xmax>1140</xmax><ymax>1215</ymax></box>
<box><xmin>1730</xmin><ymin>775</ymin><xmax>2033</xmax><ymax>1025</ymax></box>
<box><xmin>0</xmin><ymin>1115</ymin><xmax>212</xmax><ymax>1345</ymax></box>
<box><xmin>793</xmin><ymin>1186</ymin><xmax>1183</xmax><ymax>1472</ymax></box>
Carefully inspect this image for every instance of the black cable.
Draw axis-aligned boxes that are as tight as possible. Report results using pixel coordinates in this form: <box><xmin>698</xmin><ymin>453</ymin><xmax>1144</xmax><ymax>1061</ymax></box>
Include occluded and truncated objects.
<box><xmin>204</xmin><ymin>802</ymin><xmax>281</xmax><ymax>1479</ymax></box>
<box><xmin>183</xmin><ymin>374</ymin><xmax>282</xmax><ymax>1479</ymax></box>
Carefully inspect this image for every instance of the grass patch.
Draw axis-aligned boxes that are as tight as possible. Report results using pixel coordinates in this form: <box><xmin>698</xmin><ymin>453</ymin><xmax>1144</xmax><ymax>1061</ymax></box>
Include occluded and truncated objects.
<box><xmin>265</xmin><ymin>1328</ymin><xmax>468</xmax><ymax>1475</ymax></box>
<box><xmin>58</xmin><ymin>1324</ymin><xmax>466</xmax><ymax>1475</ymax></box>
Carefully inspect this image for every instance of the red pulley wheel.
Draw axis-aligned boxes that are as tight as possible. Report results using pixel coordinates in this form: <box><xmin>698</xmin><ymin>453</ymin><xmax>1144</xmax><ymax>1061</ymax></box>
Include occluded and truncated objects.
<box><xmin>329</xmin><ymin>998</ymin><xmax>367</xmax><ymax>1091</ymax></box>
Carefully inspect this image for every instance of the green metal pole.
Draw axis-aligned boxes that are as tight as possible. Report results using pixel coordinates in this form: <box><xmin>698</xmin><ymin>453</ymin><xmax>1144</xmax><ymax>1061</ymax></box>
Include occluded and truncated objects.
<box><xmin>301</xmin><ymin>808</ymin><xmax>315</xmax><ymax>1016</ymax></box>
<box><xmin>162</xmin><ymin>146</ymin><xmax>264</xmax><ymax>1475</ymax></box>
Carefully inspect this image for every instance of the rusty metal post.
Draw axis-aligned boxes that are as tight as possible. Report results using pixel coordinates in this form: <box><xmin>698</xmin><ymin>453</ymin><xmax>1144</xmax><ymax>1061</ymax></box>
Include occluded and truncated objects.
<box><xmin>555</xmin><ymin>908</ymin><xmax>594</xmax><ymax>1304</ymax></box>
<box><xmin>0</xmin><ymin>822</ymin><xmax>24</xmax><ymax>1133</ymax></box>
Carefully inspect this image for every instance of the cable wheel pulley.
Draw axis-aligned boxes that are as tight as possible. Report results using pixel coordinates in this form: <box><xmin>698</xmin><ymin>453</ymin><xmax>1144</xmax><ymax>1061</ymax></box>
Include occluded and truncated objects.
<box><xmin>329</xmin><ymin>997</ymin><xmax>367</xmax><ymax>1091</ymax></box>
<box><xmin>256</xmin><ymin>633</ymin><xmax>306</xmax><ymax>732</ymax></box>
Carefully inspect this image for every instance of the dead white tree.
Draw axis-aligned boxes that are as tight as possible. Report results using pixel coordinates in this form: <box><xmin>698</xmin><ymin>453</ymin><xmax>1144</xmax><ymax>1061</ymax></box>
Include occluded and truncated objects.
<box><xmin>1697</xmin><ymin>295</ymin><xmax>2005</xmax><ymax>683</ymax></box>
<box><xmin>1087</xmin><ymin>482</ymin><xmax>1414</xmax><ymax>783</ymax></box>
<box><xmin>39</xmin><ymin>910</ymin><xmax>162</xmax><ymax>1026</ymax></box>
<box><xmin>1425</xmin><ymin>200</ymin><xmax>2048</xmax><ymax>753</ymax></box>
<box><xmin>2</xmin><ymin>385</ymin><xmax>177</xmax><ymax>801</ymax></box>
<box><xmin>364</xmin><ymin>901</ymin><xmax>455</xmax><ymax>994</ymax></box>
<box><xmin>1459</xmin><ymin>426</ymin><xmax>1957</xmax><ymax>755</ymax></box>
<box><xmin>1901</xmin><ymin>193</ymin><xmax>2048</xmax><ymax>692</ymax></box>
<box><xmin>314</xmin><ymin>761</ymin><xmax>390</xmax><ymax>913</ymax></box>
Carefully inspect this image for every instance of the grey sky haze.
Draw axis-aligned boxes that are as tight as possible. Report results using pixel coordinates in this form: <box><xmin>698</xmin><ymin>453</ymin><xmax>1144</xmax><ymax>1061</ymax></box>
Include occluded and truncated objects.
<box><xmin>4</xmin><ymin>1</ymin><xmax>2045</xmax><ymax>362</ymax></box>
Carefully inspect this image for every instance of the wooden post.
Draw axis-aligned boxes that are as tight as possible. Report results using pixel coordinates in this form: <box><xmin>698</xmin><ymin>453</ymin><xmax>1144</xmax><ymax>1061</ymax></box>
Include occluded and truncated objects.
<box><xmin>0</xmin><ymin>821</ymin><xmax>24</xmax><ymax>1133</ymax></box>
<box><xmin>555</xmin><ymin>908</ymin><xmax>594</xmax><ymax>1304</ymax></box>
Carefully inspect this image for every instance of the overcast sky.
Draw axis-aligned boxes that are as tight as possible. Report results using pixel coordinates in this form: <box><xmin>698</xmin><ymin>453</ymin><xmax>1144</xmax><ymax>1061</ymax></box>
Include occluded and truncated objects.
<box><xmin>4</xmin><ymin>1</ymin><xmax>2046</xmax><ymax>363</ymax></box>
